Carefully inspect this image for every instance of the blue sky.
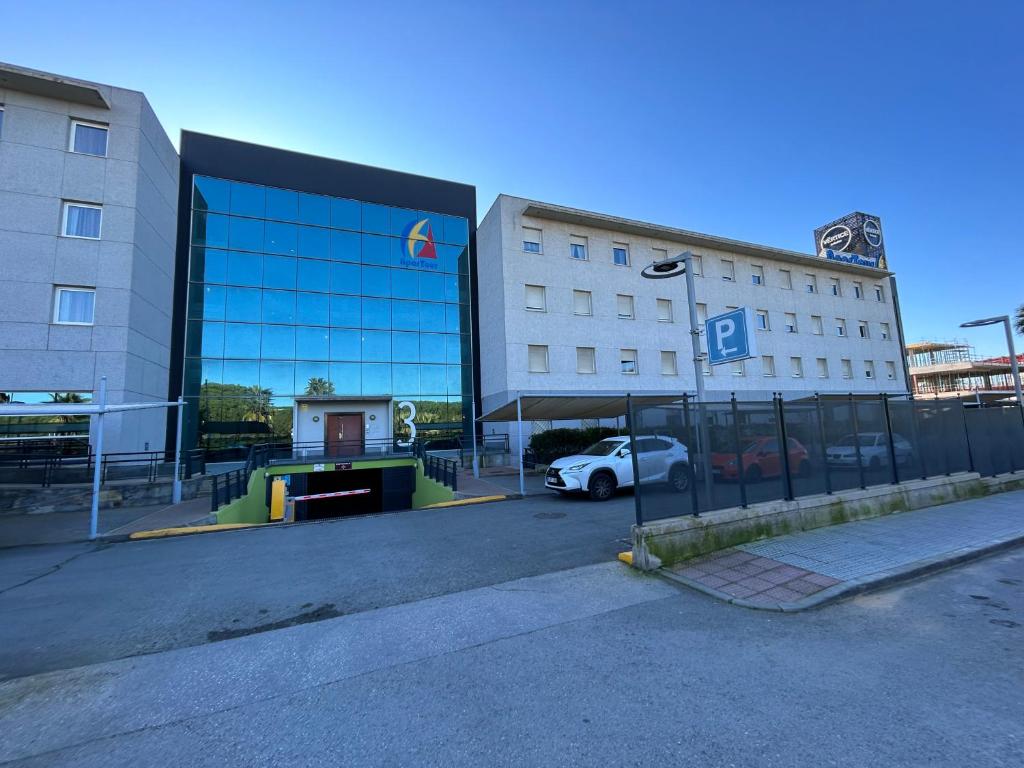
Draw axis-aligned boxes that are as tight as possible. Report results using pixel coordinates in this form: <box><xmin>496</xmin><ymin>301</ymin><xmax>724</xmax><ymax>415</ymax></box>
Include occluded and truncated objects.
<box><xmin>5</xmin><ymin>1</ymin><xmax>1021</xmax><ymax>355</ymax></box>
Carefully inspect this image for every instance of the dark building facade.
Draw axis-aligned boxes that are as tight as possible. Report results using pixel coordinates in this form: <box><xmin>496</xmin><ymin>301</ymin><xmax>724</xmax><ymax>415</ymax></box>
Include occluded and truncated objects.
<box><xmin>169</xmin><ymin>132</ymin><xmax>477</xmax><ymax>453</ymax></box>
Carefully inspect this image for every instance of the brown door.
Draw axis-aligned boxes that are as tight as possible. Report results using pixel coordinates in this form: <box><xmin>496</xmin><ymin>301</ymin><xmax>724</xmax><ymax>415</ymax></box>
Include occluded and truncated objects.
<box><xmin>325</xmin><ymin>412</ymin><xmax>364</xmax><ymax>457</ymax></box>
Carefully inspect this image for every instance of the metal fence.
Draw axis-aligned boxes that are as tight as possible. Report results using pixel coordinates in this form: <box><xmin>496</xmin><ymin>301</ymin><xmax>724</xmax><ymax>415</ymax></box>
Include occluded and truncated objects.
<box><xmin>631</xmin><ymin>394</ymin><xmax>1024</xmax><ymax>525</ymax></box>
<box><xmin>0</xmin><ymin>448</ymin><xmax>206</xmax><ymax>487</ymax></box>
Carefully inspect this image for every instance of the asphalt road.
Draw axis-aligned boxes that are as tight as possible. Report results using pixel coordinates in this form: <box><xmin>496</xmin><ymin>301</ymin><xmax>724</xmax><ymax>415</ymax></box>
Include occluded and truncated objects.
<box><xmin>2</xmin><ymin>548</ymin><xmax>1021</xmax><ymax>766</ymax></box>
<box><xmin>0</xmin><ymin>491</ymin><xmax>637</xmax><ymax>679</ymax></box>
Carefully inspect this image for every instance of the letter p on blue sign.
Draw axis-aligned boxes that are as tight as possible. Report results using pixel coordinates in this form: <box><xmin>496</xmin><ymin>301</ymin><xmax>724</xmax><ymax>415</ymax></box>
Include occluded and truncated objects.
<box><xmin>706</xmin><ymin>307</ymin><xmax>757</xmax><ymax>366</ymax></box>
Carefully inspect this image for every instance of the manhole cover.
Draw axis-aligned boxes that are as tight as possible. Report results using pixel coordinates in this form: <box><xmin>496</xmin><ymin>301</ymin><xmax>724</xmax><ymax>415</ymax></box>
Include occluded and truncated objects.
<box><xmin>534</xmin><ymin>512</ymin><xmax>567</xmax><ymax>519</ymax></box>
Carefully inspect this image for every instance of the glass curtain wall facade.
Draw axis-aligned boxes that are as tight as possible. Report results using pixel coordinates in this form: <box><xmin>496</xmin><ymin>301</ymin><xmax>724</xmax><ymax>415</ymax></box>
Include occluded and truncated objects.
<box><xmin>183</xmin><ymin>175</ymin><xmax>473</xmax><ymax>451</ymax></box>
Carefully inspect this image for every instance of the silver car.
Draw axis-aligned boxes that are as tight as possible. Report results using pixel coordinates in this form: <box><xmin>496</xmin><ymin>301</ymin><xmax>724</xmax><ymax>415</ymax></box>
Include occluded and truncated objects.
<box><xmin>826</xmin><ymin>432</ymin><xmax>913</xmax><ymax>469</ymax></box>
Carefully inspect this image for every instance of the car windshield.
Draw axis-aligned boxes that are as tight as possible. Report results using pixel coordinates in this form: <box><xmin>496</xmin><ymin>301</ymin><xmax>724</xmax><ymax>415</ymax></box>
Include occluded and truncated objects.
<box><xmin>836</xmin><ymin>434</ymin><xmax>874</xmax><ymax>447</ymax></box>
<box><xmin>581</xmin><ymin>440</ymin><xmax>626</xmax><ymax>456</ymax></box>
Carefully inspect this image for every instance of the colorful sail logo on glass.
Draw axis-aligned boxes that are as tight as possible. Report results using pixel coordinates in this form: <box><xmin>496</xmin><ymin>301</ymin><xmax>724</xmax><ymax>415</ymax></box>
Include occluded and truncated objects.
<box><xmin>401</xmin><ymin>219</ymin><xmax>437</xmax><ymax>260</ymax></box>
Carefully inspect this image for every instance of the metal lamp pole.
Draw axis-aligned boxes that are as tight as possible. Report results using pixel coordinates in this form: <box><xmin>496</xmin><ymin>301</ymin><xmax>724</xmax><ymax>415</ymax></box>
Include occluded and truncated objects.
<box><xmin>960</xmin><ymin>315</ymin><xmax>1023</xmax><ymax>410</ymax></box>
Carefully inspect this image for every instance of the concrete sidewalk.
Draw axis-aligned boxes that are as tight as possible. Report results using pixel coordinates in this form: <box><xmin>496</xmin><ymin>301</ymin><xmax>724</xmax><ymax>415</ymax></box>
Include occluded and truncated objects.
<box><xmin>663</xmin><ymin>489</ymin><xmax>1024</xmax><ymax>610</ymax></box>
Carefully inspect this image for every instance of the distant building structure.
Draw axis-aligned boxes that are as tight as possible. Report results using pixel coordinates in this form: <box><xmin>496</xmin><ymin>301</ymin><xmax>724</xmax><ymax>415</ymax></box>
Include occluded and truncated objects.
<box><xmin>906</xmin><ymin>340</ymin><xmax>1023</xmax><ymax>404</ymax></box>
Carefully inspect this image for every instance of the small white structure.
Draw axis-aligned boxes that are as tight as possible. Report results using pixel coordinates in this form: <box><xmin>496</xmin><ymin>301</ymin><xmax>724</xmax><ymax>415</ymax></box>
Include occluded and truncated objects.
<box><xmin>292</xmin><ymin>396</ymin><xmax>394</xmax><ymax>456</ymax></box>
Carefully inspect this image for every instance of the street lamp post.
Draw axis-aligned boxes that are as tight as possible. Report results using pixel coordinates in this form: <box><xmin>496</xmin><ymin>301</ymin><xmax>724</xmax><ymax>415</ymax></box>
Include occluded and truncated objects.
<box><xmin>960</xmin><ymin>315</ymin><xmax>1023</xmax><ymax>409</ymax></box>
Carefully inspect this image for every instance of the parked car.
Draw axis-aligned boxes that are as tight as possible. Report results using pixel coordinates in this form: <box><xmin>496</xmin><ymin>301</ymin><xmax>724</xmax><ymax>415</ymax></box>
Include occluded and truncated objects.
<box><xmin>710</xmin><ymin>436</ymin><xmax>811</xmax><ymax>482</ymax></box>
<box><xmin>545</xmin><ymin>436</ymin><xmax>691</xmax><ymax>501</ymax></box>
<box><xmin>826</xmin><ymin>432</ymin><xmax>913</xmax><ymax>468</ymax></box>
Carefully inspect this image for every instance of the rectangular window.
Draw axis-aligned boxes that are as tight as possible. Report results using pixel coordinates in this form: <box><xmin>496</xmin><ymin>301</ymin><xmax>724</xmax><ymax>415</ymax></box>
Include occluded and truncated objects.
<box><xmin>616</xmin><ymin>294</ymin><xmax>634</xmax><ymax>319</ymax></box>
<box><xmin>762</xmin><ymin>355</ymin><xmax>776</xmax><ymax>377</ymax></box>
<box><xmin>805</xmin><ymin>274</ymin><xmax>817</xmax><ymax>293</ymax></box>
<box><xmin>62</xmin><ymin>202</ymin><xmax>102</xmax><ymax>239</ymax></box>
<box><xmin>528</xmin><ymin>344</ymin><xmax>549</xmax><ymax>373</ymax></box>
<box><xmin>721</xmin><ymin>259</ymin><xmax>735</xmax><ymax>281</ymax></box>
<box><xmin>577</xmin><ymin>347</ymin><xmax>596</xmax><ymax>374</ymax></box>
<box><xmin>853</xmin><ymin>282</ymin><xmax>863</xmax><ymax>299</ymax></box>
<box><xmin>880</xmin><ymin>322</ymin><xmax>891</xmax><ymax>340</ymax></box>
<box><xmin>70</xmin><ymin>119</ymin><xmax>108</xmax><ymax>157</ymax></box>
<box><xmin>874</xmin><ymin>284</ymin><xmax>885</xmax><ymax>302</ymax></box>
<box><xmin>525</xmin><ymin>284</ymin><xmax>546</xmax><ymax>312</ymax></box>
<box><xmin>656</xmin><ymin>298</ymin><xmax>673</xmax><ymax>323</ymax></box>
<box><xmin>612</xmin><ymin>242</ymin><xmax>630</xmax><ymax>266</ymax></box>
<box><xmin>691</xmin><ymin>254</ymin><xmax>703</xmax><ymax>276</ymax></box>
<box><xmin>661</xmin><ymin>350</ymin><xmax>678</xmax><ymax>375</ymax></box>
<box><xmin>811</xmin><ymin>315</ymin><xmax>823</xmax><ymax>335</ymax></box>
<box><xmin>830</xmin><ymin>278</ymin><xmax>841</xmax><ymax>296</ymax></box>
<box><xmin>817</xmin><ymin>357</ymin><xmax>829</xmax><ymax>378</ymax></box>
<box><xmin>756</xmin><ymin>309</ymin><xmax>770</xmax><ymax>330</ymax></box>
<box><xmin>53</xmin><ymin>286</ymin><xmax>95</xmax><ymax>325</ymax></box>
<box><xmin>779</xmin><ymin>269</ymin><xmax>792</xmax><ymax>289</ymax></box>
<box><xmin>865</xmin><ymin>360</ymin><xmax>875</xmax><ymax>379</ymax></box>
<box><xmin>751</xmin><ymin>265</ymin><xmax>764</xmax><ymax>286</ymax></box>
<box><xmin>570</xmin><ymin>235</ymin><xmax>588</xmax><ymax>260</ymax></box>
<box><xmin>522</xmin><ymin>227</ymin><xmax>542</xmax><ymax>253</ymax></box>
<box><xmin>836</xmin><ymin>318</ymin><xmax>847</xmax><ymax>337</ymax></box>
<box><xmin>696</xmin><ymin>303</ymin><xmax>708</xmax><ymax>329</ymax></box>
<box><xmin>652</xmin><ymin>247</ymin><xmax>668</xmax><ymax>264</ymax></box>
<box><xmin>732</xmin><ymin>359</ymin><xmax>745</xmax><ymax>376</ymax></box>
<box><xmin>886</xmin><ymin>361</ymin><xmax>897</xmax><ymax>380</ymax></box>
<box><xmin>841</xmin><ymin>358</ymin><xmax>853</xmax><ymax>379</ymax></box>
<box><xmin>790</xmin><ymin>357</ymin><xmax>804</xmax><ymax>378</ymax></box>
<box><xmin>785</xmin><ymin>312</ymin><xmax>797</xmax><ymax>333</ymax></box>
<box><xmin>620</xmin><ymin>348</ymin><xmax>638</xmax><ymax>374</ymax></box>
<box><xmin>573</xmin><ymin>289</ymin><xmax>592</xmax><ymax>316</ymax></box>
<box><xmin>858</xmin><ymin>321</ymin><xmax>870</xmax><ymax>339</ymax></box>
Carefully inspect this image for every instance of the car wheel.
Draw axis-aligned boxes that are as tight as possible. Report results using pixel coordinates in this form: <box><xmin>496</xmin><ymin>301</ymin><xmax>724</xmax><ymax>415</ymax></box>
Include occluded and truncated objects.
<box><xmin>588</xmin><ymin>472</ymin><xmax>617</xmax><ymax>501</ymax></box>
<box><xmin>669</xmin><ymin>463</ymin><xmax>692</xmax><ymax>493</ymax></box>
<box><xmin>745</xmin><ymin>465</ymin><xmax>762</xmax><ymax>483</ymax></box>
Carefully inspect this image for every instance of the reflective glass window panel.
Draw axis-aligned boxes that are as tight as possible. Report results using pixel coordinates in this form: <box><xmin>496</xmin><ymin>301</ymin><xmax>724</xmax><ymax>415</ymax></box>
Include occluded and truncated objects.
<box><xmin>362</xmin><ymin>266</ymin><xmax>390</xmax><ymax>297</ymax></box>
<box><xmin>296</xmin><ymin>362</ymin><xmax>330</xmax><ymax>394</ymax></box>
<box><xmin>261</xmin><ymin>289</ymin><xmax>295</xmax><ymax>324</ymax></box>
<box><xmin>229</xmin><ymin>182</ymin><xmax>265</xmax><ymax>218</ymax></box>
<box><xmin>330</xmin><ymin>329</ymin><xmax>360</xmax><ymax>360</ymax></box>
<box><xmin>445</xmin><ymin>303</ymin><xmax>462</xmax><ymax>333</ymax></box>
<box><xmin>295</xmin><ymin>326</ymin><xmax>329</xmax><ymax>360</ymax></box>
<box><xmin>361</xmin><ymin>364</ymin><xmax>391</xmax><ymax>395</ymax></box>
<box><xmin>192</xmin><ymin>284</ymin><xmax>225</xmax><ymax>321</ymax></box>
<box><xmin>361</xmin><ymin>330</ymin><xmax>391</xmax><ymax>362</ymax></box>
<box><xmin>229</xmin><ymin>217</ymin><xmax>264</xmax><ymax>252</ymax></box>
<box><xmin>200</xmin><ymin>358</ymin><xmax>223</xmax><ymax>385</ymax></box>
<box><xmin>226</xmin><ymin>251</ymin><xmax>262</xmax><ymax>287</ymax></box>
<box><xmin>443</xmin><ymin>274</ymin><xmax>460</xmax><ymax>303</ymax></box>
<box><xmin>418</xmin><ymin>212</ymin><xmax>445</xmax><ymax>243</ymax></box>
<box><xmin>446</xmin><ymin>366</ymin><xmax>464</xmax><ymax>396</ymax></box>
<box><xmin>201</xmin><ymin>321</ymin><xmax>225</xmax><ymax>358</ymax></box>
<box><xmin>331</xmin><ymin>262</ymin><xmax>361</xmax><ymax>295</ymax></box>
<box><xmin>362</xmin><ymin>234</ymin><xmax>390</xmax><ymax>266</ymax></box>
<box><xmin>445</xmin><ymin>334</ymin><xmax>463</xmax><ymax>365</ymax></box>
<box><xmin>263</xmin><ymin>255</ymin><xmax>297</xmax><ymax>290</ymax></box>
<box><xmin>390</xmin><ymin>208</ymin><xmax>420</xmax><ymax>237</ymax></box>
<box><xmin>266</xmin><ymin>187</ymin><xmax>298</xmax><ymax>222</ymax></box>
<box><xmin>443</xmin><ymin>216</ymin><xmax>469</xmax><ymax>246</ymax></box>
<box><xmin>331</xmin><ymin>197</ymin><xmax>360</xmax><ymax>231</ymax></box>
<box><xmin>419</xmin><ymin>365</ymin><xmax>446</xmax><ymax>394</ymax></box>
<box><xmin>330</xmin><ymin>295</ymin><xmax>360</xmax><ymax>328</ymax></box>
<box><xmin>261</xmin><ymin>325</ymin><xmax>295</xmax><ymax>360</ymax></box>
<box><xmin>298</xmin><ymin>226</ymin><xmax>330</xmax><ymax>259</ymax></box>
<box><xmin>329</xmin><ymin>363</ymin><xmax>361</xmax><ymax>395</ymax></box>
<box><xmin>197</xmin><ymin>248</ymin><xmax>227</xmax><ymax>284</ymax></box>
<box><xmin>194</xmin><ymin>177</ymin><xmax>230</xmax><ymax>212</ymax></box>
<box><xmin>191</xmin><ymin>212</ymin><xmax>228</xmax><ymax>248</ymax></box>
<box><xmin>260</xmin><ymin>361</ymin><xmax>295</xmax><ymax>395</ymax></box>
<box><xmin>224</xmin><ymin>323</ymin><xmax>261</xmax><ymax>358</ymax></box>
<box><xmin>331</xmin><ymin>230</ymin><xmax>360</xmax><ymax>262</ymax></box>
<box><xmin>437</xmin><ymin>244</ymin><xmax>461</xmax><ymax>275</ymax></box>
<box><xmin>362</xmin><ymin>298</ymin><xmax>391</xmax><ymax>329</ymax></box>
<box><xmin>392</xmin><ymin>269</ymin><xmax>418</xmax><ymax>300</ymax></box>
<box><xmin>420</xmin><ymin>333</ymin><xmax>446</xmax><ymax>364</ymax></box>
<box><xmin>296</xmin><ymin>259</ymin><xmax>330</xmax><ymax>293</ymax></box>
<box><xmin>295</xmin><ymin>292</ymin><xmax>329</xmax><ymax>326</ymax></box>
<box><xmin>392</xmin><ymin>331</ymin><xmax>420</xmax><ymax>363</ymax></box>
<box><xmin>392</xmin><ymin>364</ymin><xmax>419</xmax><ymax>394</ymax></box>
<box><xmin>298</xmin><ymin>193</ymin><xmax>330</xmax><ymax>226</ymax></box>
<box><xmin>361</xmin><ymin>203</ymin><xmax>389</xmax><ymax>234</ymax></box>
<box><xmin>419</xmin><ymin>302</ymin><xmax>445</xmax><ymax>331</ymax></box>
<box><xmin>392</xmin><ymin>300</ymin><xmax>419</xmax><ymax>331</ymax></box>
<box><xmin>265</xmin><ymin>221</ymin><xmax>298</xmax><ymax>255</ymax></box>
<box><xmin>419</xmin><ymin>272</ymin><xmax>445</xmax><ymax>302</ymax></box>
<box><xmin>222</xmin><ymin>360</ymin><xmax>259</xmax><ymax>388</ymax></box>
<box><xmin>225</xmin><ymin>287</ymin><xmax>261</xmax><ymax>322</ymax></box>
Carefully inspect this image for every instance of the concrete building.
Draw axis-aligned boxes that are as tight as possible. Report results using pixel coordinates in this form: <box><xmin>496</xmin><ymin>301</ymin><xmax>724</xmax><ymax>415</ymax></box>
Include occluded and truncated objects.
<box><xmin>0</xmin><ymin>63</ymin><xmax>179</xmax><ymax>452</ymax></box>
<box><xmin>477</xmin><ymin>195</ymin><xmax>908</xmax><ymax>448</ymax></box>
<box><xmin>906</xmin><ymin>340</ymin><xmax>1023</xmax><ymax>403</ymax></box>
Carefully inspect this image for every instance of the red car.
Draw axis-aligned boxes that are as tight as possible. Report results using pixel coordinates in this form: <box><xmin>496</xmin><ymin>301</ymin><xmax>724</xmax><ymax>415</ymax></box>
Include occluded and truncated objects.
<box><xmin>711</xmin><ymin>437</ymin><xmax>810</xmax><ymax>482</ymax></box>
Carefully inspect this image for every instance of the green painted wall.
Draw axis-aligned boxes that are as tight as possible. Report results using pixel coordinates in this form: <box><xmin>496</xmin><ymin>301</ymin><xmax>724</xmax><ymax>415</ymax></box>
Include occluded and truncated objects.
<box><xmin>214</xmin><ymin>457</ymin><xmax>453</xmax><ymax>525</ymax></box>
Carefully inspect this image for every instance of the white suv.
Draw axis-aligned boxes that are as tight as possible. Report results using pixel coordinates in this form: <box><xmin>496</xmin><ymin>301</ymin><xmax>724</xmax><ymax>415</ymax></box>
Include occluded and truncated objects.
<box><xmin>545</xmin><ymin>436</ymin><xmax>691</xmax><ymax>501</ymax></box>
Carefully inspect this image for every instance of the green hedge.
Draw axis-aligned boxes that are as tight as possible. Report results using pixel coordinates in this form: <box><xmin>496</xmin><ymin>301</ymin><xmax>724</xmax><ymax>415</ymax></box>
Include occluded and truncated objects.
<box><xmin>528</xmin><ymin>426</ymin><xmax>621</xmax><ymax>465</ymax></box>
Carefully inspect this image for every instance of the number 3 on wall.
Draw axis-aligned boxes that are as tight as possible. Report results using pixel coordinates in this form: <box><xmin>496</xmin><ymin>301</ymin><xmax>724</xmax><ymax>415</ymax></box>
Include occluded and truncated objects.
<box><xmin>397</xmin><ymin>400</ymin><xmax>417</xmax><ymax>447</ymax></box>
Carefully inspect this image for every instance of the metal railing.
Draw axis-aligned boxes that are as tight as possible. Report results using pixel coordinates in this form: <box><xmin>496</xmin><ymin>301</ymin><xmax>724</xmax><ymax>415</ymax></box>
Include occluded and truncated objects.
<box><xmin>0</xmin><ymin>447</ymin><xmax>206</xmax><ymax>487</ymax></box>
<box><xmin>423</xmin><ymin>453</ymin><xmax>459</xmax><ymax>491</ymax></box>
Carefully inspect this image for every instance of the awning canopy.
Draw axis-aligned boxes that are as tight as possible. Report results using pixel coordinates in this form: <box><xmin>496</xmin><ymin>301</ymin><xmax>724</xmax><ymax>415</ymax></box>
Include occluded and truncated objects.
<box><xmin>478</xmin><ymin>393</ymin><xmax>688</xmax><ymax>422</ymax></box>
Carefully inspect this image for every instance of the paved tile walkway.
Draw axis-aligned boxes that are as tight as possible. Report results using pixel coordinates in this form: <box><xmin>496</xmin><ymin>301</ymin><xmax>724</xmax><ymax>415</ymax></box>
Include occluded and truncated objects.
<box><xmin>668</xmin><ymin>489</ymin><xmax>1024</xmax><ymax>608</ymax></box>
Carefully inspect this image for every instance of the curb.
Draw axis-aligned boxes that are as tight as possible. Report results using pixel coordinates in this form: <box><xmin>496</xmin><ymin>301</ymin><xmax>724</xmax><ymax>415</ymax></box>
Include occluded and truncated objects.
<box><xmin>425</xmin><ymin>494</ymin><xmax>512</xmax><ymax>509</ymax></box>
<box><xmin>127</xmin><ymin>522</ymin><xmax>267</xmax><ymax>540</ymax></box>
<box><xmin>656</xmin><ymin>533</ymin><xmax>1024</xmax><ymax>612</ymax></box>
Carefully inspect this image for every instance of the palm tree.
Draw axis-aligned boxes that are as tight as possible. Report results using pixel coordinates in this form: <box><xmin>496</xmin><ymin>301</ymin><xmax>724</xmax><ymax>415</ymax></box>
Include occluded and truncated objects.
<box><xmin>304</xmin><ymin>377</ymin><xmax>335</xmax><ymax>396</ymax></box>
<box><xmin>48</xmin><ymin>392</ymin><xmax>87</xmax><ymax>424</ymax></box>
<box><xmin>1015</xmin><ymin>303</ymin><xmax>1024</xmax><ymax>336</ymax></box>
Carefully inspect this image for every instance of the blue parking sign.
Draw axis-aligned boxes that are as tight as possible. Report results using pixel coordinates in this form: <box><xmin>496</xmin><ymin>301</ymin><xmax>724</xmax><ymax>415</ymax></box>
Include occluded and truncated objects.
<box><xmin>706</xmin><ymin>307</ymin><xmax>757</xmax><ymax>366</ymax></box>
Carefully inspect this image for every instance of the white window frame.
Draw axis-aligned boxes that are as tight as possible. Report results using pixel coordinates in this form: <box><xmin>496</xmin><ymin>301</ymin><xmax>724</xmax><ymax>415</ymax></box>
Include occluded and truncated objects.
<box><xmin>69</xmin><ymin>119</ymin><xmax>109</xmax><ymax>157</ymax></box>
<box><xmin>756</xmin><ymin>310</ymin><xmax>770</xmax><ymax>331</ymax></box>
<box><xmin>886</xmin><ymin>361</ymin><xmax>897</xmax><ymax>380</ymax></box>
<box><xmin>858</xmin><ymin>321</ymin><xmax>870</xmax><ymax>339</ymax></box>
<box><xmin>751</xmin><ymin>265</ymin><xmax>764</xmax><ymax>286</ymax></box>
<box><xmin>865</xmin><ymin>361</ymin><xmax>875</xmax><ymax>380</ymax></box>
<box><xmin>691</xmin><ymin>254</ymin><xmax>703</xmax><ymax>276</ymax></box>
<box><xmin>721</xmin><ymin>259</ymin><xmax>735</xmax><ymax>281</ymax></box>
<box><xmin>576</xmin><ymin>346</ymin><xmax>596</xmax><ymax>374</ymax></box>
<box><xmin>830</xmin><ymin>278</ymin><xmax>841</xmax><ymax>296</ymax></box>
<box><xmin>779</xmin><ymin>269</ymin><xmax>792</xmax><ymax>290</ymax></box>
<box><xmin>853</xmin><ymin>282</ymin><xmax>864</xmax><ymax>299</ymax></box>
<box><xmin>805</xmin><ymin>274</ymin><xmax>817</xmax><ymax>293</ymax></box>
<box><xmin>841</xmin><ymin>359</ymin><xmax>853</xmax><ymax>379</ymax></box>
<box><xmin>660</xmin><ymin>350</ymin><xmax>678</xmax><ymax>376</ymax></box>
<box><xmin>616</xmin><ymin>294</ymin><xmax>635</xmax><ymax>320</ymax></box>
<box><xmin>527</xmin><ymin>344</ymin><xmax>549</xmax><ymax>373</ymax></box>
<box><xmin>522</xmin><ymin>227</ymin><xmax>542</xmax><ymax>254</ymax></box>
<box><xmin>816</xmin><ymin>358</ymin><xmax>829</xmax><ymax>378</ymax></box>
<box><xmin>880</xmin><ymin>322</ymin><xmax>890</xmax><ymax>340</ymax></box>
<box><xmin>61</xmin><ymin>201</ymin><xmax>103</xmax><ymax>240</ymax></box>
<box><xmin>656</xmin><ymin>298</ymin><xmax>673</xmax><ymax>323</ymax></box>
<box><xmin>612</xmin><ymin>242</ymin><xmax>630</xmax><ymax>267</ymax></box>
<box><xmin>874</xmin><ymin>284</ymin><xmax>885</xmax><ymax>302</ymax></box>
<box><xmin>784</xmin><ymin>313</ymin><xmax>798</xmax><ymax>334</ymax></box>
<box><xmin>732</xmin><ymin>359</ymin><xmax>745</xmax><ymax>377</ymax></box>
<box><xmin>569</xmin><ymin>235</ymin><xmax>588</xmax><ymax>261</ymax></box>
<box><xmin>790</xmin><ymin>357</ymin><xmax>804</xmax><ymax>378</ymax></box>
<box><xmin>762</xmin><ymin>355</ymin><xmax>776</xmax><ymax>377</ymax></box>
<box><xmin>620</xmin><ymin>348</ymin><xmax>638</xmax><ymax>375</ymax></box>
<box><xmin>836</xmin><ymin>318</ymin><xmax>847</xmax><ymax>337</ymax></box>
<box><xmin>52</xmin><ymin>286</ymin><xmax>96</xmax><ymax>325</ymax></box>
<box><xmin>524</xmin><ymin>284</ymin><xmax>546</xmax><ymax>312</ymax></box>
<box><xmin>572</xmin><ymin>289</ymin><xmax>592</xmax><ymax>316</ymax></box>
<box><xmin>811</xmin><ymin>315</ymin><xmax>823</xmax><ymax>335</ymax></box>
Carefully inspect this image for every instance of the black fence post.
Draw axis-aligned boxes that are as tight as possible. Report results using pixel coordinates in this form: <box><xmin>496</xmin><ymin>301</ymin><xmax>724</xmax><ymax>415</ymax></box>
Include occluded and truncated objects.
<box><xmin>958</xmin><ymin>398</ymin><xmax>975</xmax><ymax>474</ymax></box>
<box><xmin>682</xmin><ymin>393</ymin><xmax>700</xmax><ymax>517</ymax></box>
<box><xmin>910</xmin><ymin>401</ymin><xmax>928</xmax><ymax>479</ymax></box>
<box><xmin>815</xmin><ymin>393</ymin><xmax>833</xmax><ymax>495</ymax></box>
<box><xmin>881</xmin><ymin>393</ymin><xmax>899</xmax><ymax>485</ymax></box>
<box><xmin>626</xmin><ymin>394</ymin><xmax>644</xmax><ymax>527</ymax></box>
<box><xmin>849</xmin><ymin>394</ymin><xmax>866</xmax><ymax>489</ymax></box>
<box><xmin>211</xmin><ymin>474</ymin><xmax>219</xmax><ymax>512</ymax></box>
<box><xmin>731</xmin><ymin>393</ymin><xmax>748</xmax><ymax>509</ymax></box>
<box><xmin>774</xmin><ymin>393</ymin><xmax>794</xmax><ymax>501</ymax></box>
